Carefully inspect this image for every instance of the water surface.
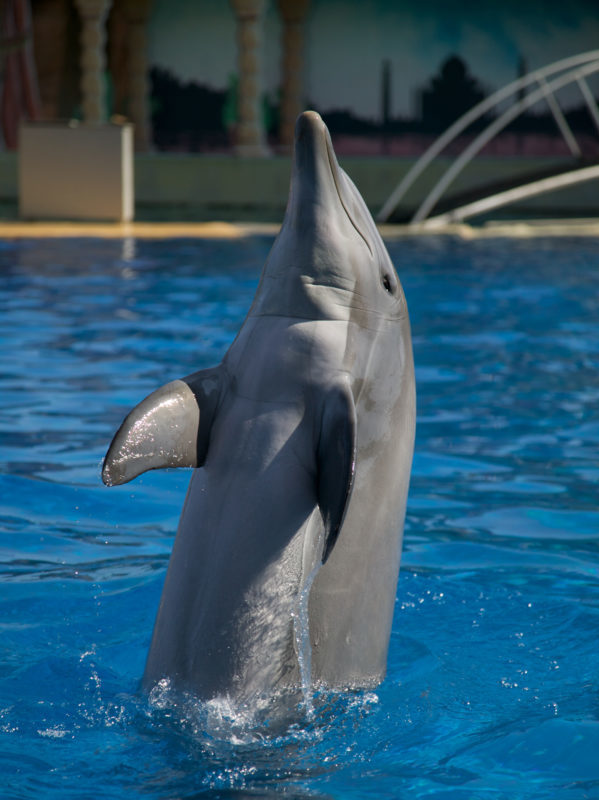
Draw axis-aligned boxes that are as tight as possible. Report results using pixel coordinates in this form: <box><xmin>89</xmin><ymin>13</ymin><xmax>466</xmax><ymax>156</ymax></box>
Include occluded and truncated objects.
<box><xmin>1</xmin><ymin>235</ymin><xmax>598</xmax><ymax>798</ymax></box>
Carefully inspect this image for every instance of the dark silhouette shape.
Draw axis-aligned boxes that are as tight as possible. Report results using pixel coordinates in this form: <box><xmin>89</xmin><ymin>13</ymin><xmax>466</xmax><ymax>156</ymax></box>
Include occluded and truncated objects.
<box><xmin>381</xmin><ymin>58</ymin><xmax>391</xmax><ymax>129</ymax></box>
<box><xmin>150</xmin><ymin>67</ymin><xmax>281</xmax><ymax>151</ymax></box>
<box><xmin>150</xmin><ymin>67</ymin><xmax>228</xmax><ymax>151</ymax></box>
<box><xmin>147</xmin><ymin>55</ymin><xmax>598</xmax><ymax>155</ymax></box>
<box><xmin>419</xmin><ymin>55</ymin><xmax>488</xmax><ymax>132</ymax></box>
<box><xmin>517</xmin><ymin>53</ymin><xmax>528</xmax><ymax>104</ymax></box>
<box><xmin>318</xmin><ymin>108</ymin><xmax>379</xmax><ymax>135</ymax></box>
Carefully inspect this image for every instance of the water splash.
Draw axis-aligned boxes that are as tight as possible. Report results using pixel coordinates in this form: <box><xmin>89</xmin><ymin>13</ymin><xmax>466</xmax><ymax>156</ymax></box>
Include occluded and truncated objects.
<box><xmin>293</xmin><ymin>564</ymin><xmax>321</xmax><ymax>719</ymax></box>
<box><xmin>146</xmin><ymin>676</ymin><xmax>320</xmax><ymax>747</ymax></box>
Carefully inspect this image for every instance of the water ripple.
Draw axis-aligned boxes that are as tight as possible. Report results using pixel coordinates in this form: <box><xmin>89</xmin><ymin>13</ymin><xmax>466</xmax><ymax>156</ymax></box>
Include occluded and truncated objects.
<box><xmin>1</xmin><ymin>236</ymin><xmax>599</xmax><ymax>798</ymax></box>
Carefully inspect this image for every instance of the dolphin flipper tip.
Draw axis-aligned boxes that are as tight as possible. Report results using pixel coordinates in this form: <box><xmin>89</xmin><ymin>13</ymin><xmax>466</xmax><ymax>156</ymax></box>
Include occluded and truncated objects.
<box><xmin>102</xmin><ymin>368</ymin><xmax>224</xmax><ymax>487</ymax></box>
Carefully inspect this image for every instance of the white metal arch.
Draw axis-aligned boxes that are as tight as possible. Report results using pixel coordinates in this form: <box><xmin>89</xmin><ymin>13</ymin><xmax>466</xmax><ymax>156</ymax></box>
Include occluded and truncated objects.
<box><xmin>376</xmin><ymin>50</ymin><xmax>599</xmax><ymax>225</ymax></box>
<box><xmin>421</xmin><ymin>164</ymin><xmax>599</xmax><ymax>228</ymax></box>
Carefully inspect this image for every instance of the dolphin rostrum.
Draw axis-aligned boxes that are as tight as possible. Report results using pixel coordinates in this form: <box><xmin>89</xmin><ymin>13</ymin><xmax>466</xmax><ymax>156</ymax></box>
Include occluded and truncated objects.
<box><xmin>102</xmin><ymin>111</ymin><xmax>416</xmax><ymax>701</ymax></box>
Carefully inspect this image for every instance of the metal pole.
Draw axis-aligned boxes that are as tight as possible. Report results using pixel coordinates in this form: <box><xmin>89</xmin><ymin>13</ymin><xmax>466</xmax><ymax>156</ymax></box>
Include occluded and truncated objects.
<box><xmin>536</xmin><ymin>75</ymin><xmax>580</xmax><ymax>157</ymax></box>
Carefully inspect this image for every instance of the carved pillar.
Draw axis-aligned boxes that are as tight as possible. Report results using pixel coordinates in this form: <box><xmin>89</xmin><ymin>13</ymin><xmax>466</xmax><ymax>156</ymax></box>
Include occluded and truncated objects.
<box><xmin>122</xmin><ymin>0</ymin><xmax>153</xmax><ymax>150</ymax></box>
<box><xmin>229</xmin><ymin>0</ymin><xmax>269</xmax><ymax>156</ymax></box>
<box><xmin>277</xmin><ymin>0</ymin><xmax>310</xmax><ymax>151</ymax></box>
<box><xmin>74</xmin><ymin>0</ymin><xmax>111</xmax><ymax>123</ymax></box>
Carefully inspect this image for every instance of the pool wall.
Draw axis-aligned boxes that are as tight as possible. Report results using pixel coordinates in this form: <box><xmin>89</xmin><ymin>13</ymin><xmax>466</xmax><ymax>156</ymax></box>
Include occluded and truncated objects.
<box><xmin>1</xmin><ymin>151</ymin><xmax>598</xmax><ymax>222</ymax></box>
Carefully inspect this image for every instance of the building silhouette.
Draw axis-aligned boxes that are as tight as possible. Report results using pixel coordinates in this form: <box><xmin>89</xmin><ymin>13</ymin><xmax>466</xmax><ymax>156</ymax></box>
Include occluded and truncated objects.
<box><xmin>419</xmin><ymin>55</ymin><xmax>487</xmax><ymax>132</ymax></box>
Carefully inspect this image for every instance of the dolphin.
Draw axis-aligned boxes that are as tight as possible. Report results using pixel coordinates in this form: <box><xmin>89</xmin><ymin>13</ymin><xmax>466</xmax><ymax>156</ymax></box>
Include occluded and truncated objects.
<box><xmin>102</xmin><ymin>111</ymin><xmax>415</xmax><ymax>701</ymax></box>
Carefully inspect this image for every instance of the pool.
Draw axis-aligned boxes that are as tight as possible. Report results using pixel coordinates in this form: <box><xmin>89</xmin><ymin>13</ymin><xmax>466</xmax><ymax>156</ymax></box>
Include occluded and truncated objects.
<box><xmin>1</xmin><ymin>234</ymin><xmax>599</xmax><ymax>799</ymax></box>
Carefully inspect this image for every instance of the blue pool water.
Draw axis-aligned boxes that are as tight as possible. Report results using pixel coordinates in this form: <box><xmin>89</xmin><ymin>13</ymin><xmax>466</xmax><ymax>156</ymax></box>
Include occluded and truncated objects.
<box><xmin>1</xmin><ymin>235</ymin><xmax>599</xmax><ymax>799</ymax></box>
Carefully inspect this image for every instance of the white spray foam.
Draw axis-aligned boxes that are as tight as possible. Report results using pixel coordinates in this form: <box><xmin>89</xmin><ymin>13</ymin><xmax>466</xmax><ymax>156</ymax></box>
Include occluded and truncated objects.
<box><xmin>292</xmin><ymin>563</ymin><xmax>321</xmax><ymax>719</ymax></box>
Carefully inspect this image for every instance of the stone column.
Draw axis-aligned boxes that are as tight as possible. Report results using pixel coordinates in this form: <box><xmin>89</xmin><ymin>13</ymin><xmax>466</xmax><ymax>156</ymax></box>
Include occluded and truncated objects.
<box><xmin>277</xmin><ymin>0</ymin><xmax>310</xmax><ymax>151</ymax></box>
<box><xmin>229</xmin><ymin>0</ymin><xmax>269</xmax><ymax>156</ymax></box>
<box><xmin>122</xmin><ymin>0</ymin><xmax>153</xmax><ymax>150</ymax></box>
<box><xmin>74</xmin><ymin>0</ymin><xmax>111</xmax><ymax>124</ymax></box>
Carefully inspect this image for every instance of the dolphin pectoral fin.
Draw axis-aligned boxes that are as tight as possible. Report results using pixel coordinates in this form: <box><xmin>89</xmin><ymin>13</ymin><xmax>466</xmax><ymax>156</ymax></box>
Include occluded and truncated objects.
<box><xmin>102</xmin><ymin>367</ymin><xmax>222</xmax><ymax>486</ymax></box>
<box><xmin>317</xmin><ymin>381</ymin><xmax>357</xmax><ymax>563</ymax></box>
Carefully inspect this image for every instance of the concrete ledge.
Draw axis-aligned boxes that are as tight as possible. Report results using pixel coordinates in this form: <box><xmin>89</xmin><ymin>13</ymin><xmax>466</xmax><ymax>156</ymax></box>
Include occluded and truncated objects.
<box><xmin>0</xmin><ymin>149</ymin><xmax>596</xmax><ymax>223</ymax></box>
<box><xmin>0</xmin><ymin>221</ymin><xmax>278</xmax><ymax>238</ymax></box>
<box><xmin>135</xmin><ymin>153</ymin><xmax>596</xmax><ymax>221</ymax></box>
<box><xmin>0</xmin><ymin>219</ymin><xmax>598</xmax><ymax>240</ymax></box>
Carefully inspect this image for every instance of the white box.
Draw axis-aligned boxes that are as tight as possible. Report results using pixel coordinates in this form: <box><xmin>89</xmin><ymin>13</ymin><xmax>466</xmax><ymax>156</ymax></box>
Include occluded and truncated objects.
<box><xmin>19</xmin><ymin>122</ymin><xmax>134</xmax><ymax>221</ymax></box>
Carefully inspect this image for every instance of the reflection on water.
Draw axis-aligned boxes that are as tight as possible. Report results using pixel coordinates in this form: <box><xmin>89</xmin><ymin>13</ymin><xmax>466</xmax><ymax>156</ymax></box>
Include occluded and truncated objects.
<box><xmin>1</xmin><ymin>235</ymin><xmax>599</xmax><ymax>798</ymax></box>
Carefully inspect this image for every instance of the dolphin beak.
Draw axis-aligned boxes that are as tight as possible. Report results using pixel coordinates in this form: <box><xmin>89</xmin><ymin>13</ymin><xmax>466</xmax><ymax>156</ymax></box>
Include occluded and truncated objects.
<box><xmin>293</xmin><ymin>110</ymin><xmax>329</xmax><ymax>172</ymax></box>
<box><xmin>287</xmin><ymin>111</ymin><xmax>373</xmax><ymax>258</ymax></box>
<box><xmin>286</xmin><ymin>111</ymin><xmax>342</xmax><ymax>228</ymax></box>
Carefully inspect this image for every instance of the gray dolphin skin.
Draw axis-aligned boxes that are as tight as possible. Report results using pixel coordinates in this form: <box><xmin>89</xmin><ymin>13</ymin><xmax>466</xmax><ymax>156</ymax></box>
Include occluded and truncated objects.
<box><xmin>102</xmin><ymin>111</ymin><xmax>416</xmax><ymax>701</ymax></box>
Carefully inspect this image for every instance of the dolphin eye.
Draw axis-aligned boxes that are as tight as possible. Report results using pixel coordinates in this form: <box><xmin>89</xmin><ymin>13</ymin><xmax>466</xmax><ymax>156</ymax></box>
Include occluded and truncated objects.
<box><xmin>382</xmin><ymin>274</ymin><xmax>394</xmax><ymax>294</ymax></box>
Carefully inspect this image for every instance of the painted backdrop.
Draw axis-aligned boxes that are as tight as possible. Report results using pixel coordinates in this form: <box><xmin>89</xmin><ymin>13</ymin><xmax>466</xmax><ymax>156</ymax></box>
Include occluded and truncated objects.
<box><xmin>147</xmin><ymin>0</ymin><xmax>599</xmax><ymax>153</ymax></box>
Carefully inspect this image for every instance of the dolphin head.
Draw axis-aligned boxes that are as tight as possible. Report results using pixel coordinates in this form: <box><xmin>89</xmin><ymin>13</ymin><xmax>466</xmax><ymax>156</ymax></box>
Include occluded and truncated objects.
<box><xmin>251</xmin><ymin>111</ymin><xmax>407</xmax><ymax>325</ymax></box>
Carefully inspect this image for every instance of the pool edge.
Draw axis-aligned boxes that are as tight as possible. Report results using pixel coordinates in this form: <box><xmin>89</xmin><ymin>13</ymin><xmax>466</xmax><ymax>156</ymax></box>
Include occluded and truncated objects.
<box><xmin>0</xmin><ymin>219</ymin><xmax>598</xmax><ymax>239</ymax></box>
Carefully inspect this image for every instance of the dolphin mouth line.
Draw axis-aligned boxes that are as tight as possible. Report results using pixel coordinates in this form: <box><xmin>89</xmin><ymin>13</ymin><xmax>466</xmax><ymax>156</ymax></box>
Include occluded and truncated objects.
<box><xmin>324</xmin><ymin>129</ymin><xmax>373</xmax><ymax>258</ymax></box>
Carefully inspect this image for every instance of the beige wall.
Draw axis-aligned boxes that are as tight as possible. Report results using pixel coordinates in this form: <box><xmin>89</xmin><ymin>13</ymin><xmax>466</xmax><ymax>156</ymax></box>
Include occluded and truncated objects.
<box><xmin>1</xmin><ymin>149</ymin><xmax>597</xmax><ymax>222</ymax></box>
